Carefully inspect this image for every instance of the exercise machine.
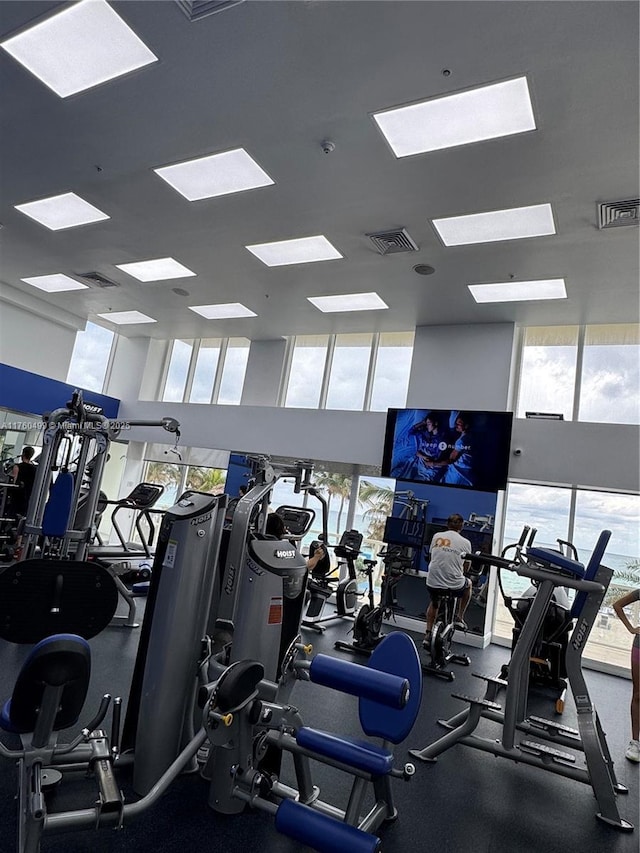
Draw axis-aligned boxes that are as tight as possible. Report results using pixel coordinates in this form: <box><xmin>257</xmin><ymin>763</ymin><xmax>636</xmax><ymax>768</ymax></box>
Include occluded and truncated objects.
<box><xmin>302</xmin><ymin>528</ymin><xmax>362</xmax><ymax>633</ymax></box>
<box><xmin>14</xmin><ymin>391</ymin><xmax>180</xmax><ymax>628</ymax></box>
<box><xmin>334</xmin><ymin>491</ymin><xmax>429</xmax><ymax>657</ymax></box>
<box><xmin>201</xmin><ymin>630</ymin><xmax>422</xmax><ymax>852</ymax></box>
<box><xmin>497</xmin><ymin>528</ymin><xmax>575</xmax><ymax>713</ymax></box>
<box><xmin>124</xmin><ymin>458</ymin><xmax>318</xmax><ymax>795</ymax></box>
<box><xmin>0</xmin><ymin>629</ymin><xmax>210</xmax><ymax>853</ymax></box>
<box><xmin>421</xmin><ymin>587</ymin><xmax>470</xmax><ymax>681</ymax></box>
<box><xmin>409</xmin><ymin>529</ymin><xmax>634</xmax><ymax>833</ymax></box>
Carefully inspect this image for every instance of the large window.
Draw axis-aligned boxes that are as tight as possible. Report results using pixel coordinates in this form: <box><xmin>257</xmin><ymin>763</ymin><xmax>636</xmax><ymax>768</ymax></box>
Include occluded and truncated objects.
<box><xmin>284</xmin><ymin>332</ymin><xmax>414</xmax><ymax>412</ymax></box>
<box><xmin>369</xmin><ymin>332</ymin><xmax>414</xmax><ymax>412</ymax></box>
<box><xmin>517</xmin><ymin>324</ymin><xmax>640</xmax><ymax>424</ymax></box>
<box><xmin>496</xmin><ymin>483</ymin><xmax>640</xmax><ymax>668</ymax></box>
<box><xmin>67</xmin><ymin>321</ymin><xmax>115</xmax><ymax>393</ymax></box>
<box><xmin>218</xmin><ymin>339</ymin><xmax>250</xmax><ymax>405</ymax></box>
<box><xmin>284</xmin><ymin>335</ymin><xmax>329</xmax><ymax>409</ymax></box>
<box><xmin>189</xmin><ymin>339</ymin><xmax>221</xmax><ymax>403</ymax></box>
<box><xmin>326</xmin><ymin>334</ymin><xmax>373</xmax><ymax>411</ymax></box>
<box><xmin>161</xmin><ymin>337</ymin><xmax>250</xmax><ymax>405</ymax></box>
<box><xmin>163</xmin><ymin>340</ymin><xmax>193</xmax><ymax>402</ymax></box>
<box><xmin>578</xmin><ymin>324</ymin><xmax>640</xmax><ymax>425</ymax></box>
<box><xmin>516</xmin><ymin>326</ymin><xmax>578</xmax><ymax>420</ymax></box>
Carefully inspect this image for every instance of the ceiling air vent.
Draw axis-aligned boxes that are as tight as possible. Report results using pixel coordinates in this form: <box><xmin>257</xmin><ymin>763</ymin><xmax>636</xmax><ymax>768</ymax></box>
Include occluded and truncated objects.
<box><xmin>367</xmin><ymin>228</ymin><xmax>419</xmax><ymax>255</ymax></box>
<box><xmin>175</xmin><ymin>0</ymin><xmax>246</xmax><ymax>22</ymax></box>
<box><xmin>78</xmin><ymin>272</ymin><xmax>120</xmax><ymax>289</ymax></box>
<box><xmin>597</xmin><ymin>199</ymin><xmax>639</xmax><ymax>229</ymax></box>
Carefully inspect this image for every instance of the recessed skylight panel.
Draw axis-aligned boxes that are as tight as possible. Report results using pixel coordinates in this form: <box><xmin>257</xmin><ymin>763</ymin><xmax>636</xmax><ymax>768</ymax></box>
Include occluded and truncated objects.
<box><xmin>96</xmin><ymin>310</ymin><xmax>156</xmax><ymax>325</ymax></box>
<box><xmin>154</xmin><ymin>149</ymin><xmax>274</xmax><ymax>201</ymax></box>
<box><xmin>469</xmin><ymin>279</ymin><xmax>567</xmax><ymax>303</ymax></box>
<box><xmin>15</xmin><ymin>193</ymin><xmax>110</xmax><ymax>231</ymax></box>
<box><xmin>21</xmin><ymin>274</ymin><xmax>89</xmax><ymax>292</ymax></box>
<box><xmin>116</xmin><ymin>258</ymin><xmax>196</xmax><ymax>282</ymax></box>
<box><xmin>0</xmin><ymin>0</ymin><xmax>158</xmax><ymax>98</ymax></box>
<box><xmin>189</xmin><ymin>303</ymin><xmax>257</xmax><ymax>319</ymax></box>
<box><xmin>373</xmin><ymin>76</ymin><xmax>536</xmax><ymax>157</ymax></box>
<box><xmin>433</xmin><ymin>203</ymin><xmax>556</xmax><ymax>246</ymax></box>
<box><xmin>246</xmin><ymin>236</ymin><xmax>342</xmax><ymax>267</ymax></box>
<box><xmin>307</xmin><ymin>293</ymin><xmax>388</xmax><ymax>313</ymax></box>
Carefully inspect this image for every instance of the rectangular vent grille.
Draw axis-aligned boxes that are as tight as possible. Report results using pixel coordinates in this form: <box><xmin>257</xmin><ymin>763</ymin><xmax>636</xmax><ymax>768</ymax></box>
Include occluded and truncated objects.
<box><xmin>78</xmin><ymin>272</ymin><xmax>119</xmax><ymax>288</ymax></box>
<box><xmin>597</xmin><ymin>199</ymin><xmax>639</xmax><ymax>229</ymax></box>
<box><xmin>367</xmin><ymin>228</ymin><xmax>419</xmax><ymax>255</ymax></box>
<box><xmin>175</xmin><ymin>0</ymin><xmax>245</xmax><ymax>21</ymax></box>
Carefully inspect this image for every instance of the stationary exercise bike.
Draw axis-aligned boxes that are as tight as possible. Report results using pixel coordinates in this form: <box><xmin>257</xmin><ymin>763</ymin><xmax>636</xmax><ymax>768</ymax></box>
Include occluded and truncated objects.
<box><xmin>421</xmin><ymin>586</ymin><xmax>471</xmax><ymax>681</ymax></box>
<box><xmin>301</xmin><ymin>528</ymin><xmax>362</xmax><ymax>634</ymax></box>
<box><xmin>334</xmin><ymin>547</ymin><xmax>409</xmax><ymax>657</ymax></box>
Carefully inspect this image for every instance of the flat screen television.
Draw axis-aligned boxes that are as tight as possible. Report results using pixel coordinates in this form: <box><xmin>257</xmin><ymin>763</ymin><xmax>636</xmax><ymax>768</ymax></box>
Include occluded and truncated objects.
<box><xmin>381</xmin><ymin>408</ymin><xmax>513</xmax><ymax>493</ymax></box>
<box><xmin>425</xmin><ymin>520</ymin><xmax>493</xmax><ymax>557</ymax></box>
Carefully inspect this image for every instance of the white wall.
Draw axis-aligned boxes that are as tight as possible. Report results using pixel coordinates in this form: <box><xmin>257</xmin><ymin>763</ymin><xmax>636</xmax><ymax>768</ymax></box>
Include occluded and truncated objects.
<box><xmin>118</xmin><ymin>400</ymin><xmax>388</xmax><ymax>469</ymax></box>
<box><xmin>407</xmin><ymin>323</ymin><xmax>516</xmax><ymax>410</ymax></box>
<box><xmin>510</xmin><ymin>419</ymin><xmax>640</xmax><ymax>494</ymax></box>
<box><xmin>105</xmin><ymin>336</ymin><xmax>152</xmax><ymax>402</ymax></box>
<box><xmin>0</xmin><ymin>291</ymin><xmax>82</xmax><ymax>381</ymax></box>
<box><xmin>241</xmin><ymin>339</ymin><xmax>287</xmax><ymax>406</ymax></box>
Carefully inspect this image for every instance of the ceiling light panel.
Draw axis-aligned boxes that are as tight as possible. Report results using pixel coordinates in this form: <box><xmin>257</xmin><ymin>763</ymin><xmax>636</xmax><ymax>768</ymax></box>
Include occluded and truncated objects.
<box><xmin>155</xmin><ymin>148</ymin><xmax>274</xmax><ymax>201</ymax></box>
<box><xmin>21</xmin><ymin>274</ymin><xmax>89</xmax><ymax>292</ymax></box>
<box><xmin>433</xmin><ymin>203</ymin><xmax>556</xmax><ymax>246</ymax></box>
<box><xmin>373</xmin><ymin>76</ymin><xmax>536</xmax><ymax>157</ymax></box>
<box><xmin>116</xmin><ymin>258</ymin><xmax>196</xmax><ymax>281</ymax></box>
<box><xmin>307</xmin><ymin>293</ymin><xmax>388</xmax><ymax>313</ymax></box>
<box><xmin>469</xmin><ymin>279</ymin><xmax>567</xmax><ymax>303</ymax></box>
<box><xmin>96</xmin><ymin>310</ymin><xmax>157</xmax><ymax>325</ymax></box>
<box><xmin>246</xmin><ymin>236</ymin><xmax>343</xmax><ymax>267</ymax></box>
<box><xmin>15</xmin><ymin>192</ymin><xmax>110</xmax><ymax>231</ymax></box>
<box><xmin>0</xmin><ymin>0</ymin><xmax>157</xmax><ymax>98</ymax></box>
<box><xmin>189</xmin><ymin>303</ymin><xmax>257</xmax><ymax>319</ymax></box>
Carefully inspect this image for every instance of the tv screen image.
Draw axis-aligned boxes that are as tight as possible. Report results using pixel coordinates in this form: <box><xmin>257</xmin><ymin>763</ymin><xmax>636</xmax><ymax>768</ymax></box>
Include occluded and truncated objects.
<box><xmin>382</xmin><ymin>408</ymin><xmax>513</xmax><ymax>493</ymax></box>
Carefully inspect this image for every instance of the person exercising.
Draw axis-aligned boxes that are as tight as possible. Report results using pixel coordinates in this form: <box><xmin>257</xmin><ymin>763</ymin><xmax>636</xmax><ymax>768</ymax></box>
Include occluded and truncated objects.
<box><xmin>11</xmin><ymin>446</ymin><xmax>36</xmax><ymax>518</ymax></box>
<box><xmin>423</xmin><ymin>513</ymin><xmax>472</xmax><ymax>649</ymax></box>
<box><xmin>265</xmin><ymin>512</ymin><xmax>326</xmax><ymax>572</ymax></box>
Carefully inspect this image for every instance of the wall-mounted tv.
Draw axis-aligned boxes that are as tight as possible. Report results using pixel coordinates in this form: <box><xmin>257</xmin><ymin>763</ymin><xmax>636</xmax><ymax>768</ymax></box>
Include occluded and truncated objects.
<box><xmin>381</xmin><ymin>408</ymin><xmax>513</xmax><ymax>493</ymax></box>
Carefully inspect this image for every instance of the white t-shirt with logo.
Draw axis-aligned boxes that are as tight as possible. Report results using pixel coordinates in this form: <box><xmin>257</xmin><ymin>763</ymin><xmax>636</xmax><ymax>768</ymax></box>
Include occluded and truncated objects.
<box><xmin>426</xmin><ymin>529</ymin><xmax>472</xmax><ymax>590</ymax></box>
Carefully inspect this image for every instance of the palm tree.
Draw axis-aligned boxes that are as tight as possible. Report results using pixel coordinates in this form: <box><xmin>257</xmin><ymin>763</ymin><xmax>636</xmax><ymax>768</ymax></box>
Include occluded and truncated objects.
<box><xmin>186</xmin><ymin>466</ymin><xmax>226</xmax><ymax>495</ymax></box>
<box><xmin>312</xmin><ymin>470</ymin><xmax>353</xmax><ymax>539</ymax></box>
<box><xmin>358</xmin><ymin>480</ymin><xmax>394</xmax><ymax>542</ymax></box>
<box><xmin>146</xmin><ymin>461</ymin><xmax>182</xmax><ymax>490</ymax></box>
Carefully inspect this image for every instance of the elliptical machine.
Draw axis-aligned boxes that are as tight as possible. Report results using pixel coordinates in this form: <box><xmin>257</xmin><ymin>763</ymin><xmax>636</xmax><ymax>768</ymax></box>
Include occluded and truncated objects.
<box><xmin>302</xmin><ymin>528</ymin><xmax>362</xmax><ymax>633</ymax></box>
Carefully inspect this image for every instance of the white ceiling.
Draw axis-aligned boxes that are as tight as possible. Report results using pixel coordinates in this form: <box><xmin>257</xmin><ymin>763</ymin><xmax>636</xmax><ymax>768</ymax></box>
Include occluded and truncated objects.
<box><xmin>0</xmin><ymin>0</ymin><xmax>638</xmax><ymax>342</ymax></box>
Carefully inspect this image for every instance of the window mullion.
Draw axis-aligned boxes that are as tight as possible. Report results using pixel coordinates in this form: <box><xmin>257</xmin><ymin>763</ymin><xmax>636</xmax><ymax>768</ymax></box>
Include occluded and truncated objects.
<box><xmin>183</xmin><ymin>340</ymin><xmax>199</xmax><ymax>403</ymax></box>
<box><xmin>318</xmin><ymin>335</ymin><xmax>335</xmax><ymax>409</ymax></box>
<box><xmin>572</xmin><ymin>325</ymin><xmax>586</xmax><ymax>422</ymax></box>
<box><xmin>211</xmin><ymin>339</ymin><xmax>228</xmax><ymax>404</ymax></box>
<box><xmin>278</xmin><ymin>337</ymin><xmax>295</xmax><ymax>407</ymax></box>
<box><xmin>159</xmin><ymin>341</ymin><xmax>174</xmax><ymax>401</ymax></box>
<box><xmin>363</xmin><ymin>334</ymin><xmax>379</xmax><ymax>411</ymax></box>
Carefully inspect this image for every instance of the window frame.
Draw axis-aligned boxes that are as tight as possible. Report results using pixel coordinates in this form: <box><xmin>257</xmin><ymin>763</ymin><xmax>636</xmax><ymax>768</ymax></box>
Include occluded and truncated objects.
<box><xmin>160</xmin><ymin>336</ymin><xmax>249</xmax><ymax>404</ymax></box>
<box><xmin>283</xmin><ymin>331</ymin><xmax>414</xmax><ymax>412</ymax></box>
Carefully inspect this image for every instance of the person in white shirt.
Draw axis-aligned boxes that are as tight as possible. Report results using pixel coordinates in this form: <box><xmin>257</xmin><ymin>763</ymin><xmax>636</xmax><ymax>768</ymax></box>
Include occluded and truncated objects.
<box><xmin>424</xmin><ymin>513</ymin><xmax>472</xmax><ymax>648</ymax></box>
